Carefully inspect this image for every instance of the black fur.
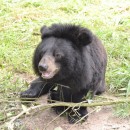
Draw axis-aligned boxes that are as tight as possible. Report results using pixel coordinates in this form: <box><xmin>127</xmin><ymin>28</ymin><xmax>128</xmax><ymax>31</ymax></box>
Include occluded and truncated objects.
<box><xmin>40</xmin><ymin>24</ymin><xmax>93</xmax><ymax>46</ymax></box>
<box><xmin>20</xmin><ymin>23</ymin><xmax>107</xmax><ymax>123</ymax></box>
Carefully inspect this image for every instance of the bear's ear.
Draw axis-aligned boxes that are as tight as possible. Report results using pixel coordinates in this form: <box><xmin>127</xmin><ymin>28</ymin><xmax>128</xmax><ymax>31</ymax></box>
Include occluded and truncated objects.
<box><xmin>40</xmin><ymin>26</ymin><xmax>53</xmax><ymax>39</ymax></box>
<box><xmin>78</xmin><ymin>30</ymin><xmax>93</xmax><ymax>46</ymax></box>
<box><xmin>40</xmin><ymin>26</ymin><xmax>49</xmax><ymax>34</ymax></box>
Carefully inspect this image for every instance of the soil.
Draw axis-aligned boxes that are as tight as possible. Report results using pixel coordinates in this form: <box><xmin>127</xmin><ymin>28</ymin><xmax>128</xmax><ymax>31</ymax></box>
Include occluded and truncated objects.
<box><xmin>21</xmin><ymin>95</ymin><xmax>130</xmax><ymax>130</ymax></box>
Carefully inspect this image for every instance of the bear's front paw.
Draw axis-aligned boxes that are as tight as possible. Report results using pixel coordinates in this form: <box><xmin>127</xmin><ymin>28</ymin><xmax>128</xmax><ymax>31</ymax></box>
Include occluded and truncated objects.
<box><xmin>20</xmin><ymin>89</ymin><xmax>39</xmax><ymax>100</ymax></box>
<box><xmin>48</xmin><ymin>90</ymin><xmax>59</xmax><ymax>103</ymax></box>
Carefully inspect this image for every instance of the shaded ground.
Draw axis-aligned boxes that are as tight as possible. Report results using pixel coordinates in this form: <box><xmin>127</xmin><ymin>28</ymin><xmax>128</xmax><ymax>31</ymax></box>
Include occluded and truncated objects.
<box><xmin>21</xmin><ymin>96</ymin><xmax>130</xmax><ymax>130</ymax></box>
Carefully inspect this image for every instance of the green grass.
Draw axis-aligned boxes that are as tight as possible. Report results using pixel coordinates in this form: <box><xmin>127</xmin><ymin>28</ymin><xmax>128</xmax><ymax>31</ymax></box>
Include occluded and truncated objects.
<box><xmin>0</xmin><ymin>0</ymin><xmax>130</xmax><ymax>127</ymax></box>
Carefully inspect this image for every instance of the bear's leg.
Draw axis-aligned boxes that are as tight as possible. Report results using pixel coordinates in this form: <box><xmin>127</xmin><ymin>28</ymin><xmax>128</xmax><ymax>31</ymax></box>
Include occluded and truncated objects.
<box><xmin>20</xmin><ymin>77</ymin><xmax>53</xmax><ymax>100</ymax></box>
<box><xmin>48</xmin><ymin>90</ymin><xmax>67</xmax><ymax>114</ymax></box>
<box><xmin>48</xmin><ymin>88</ymin><xmax>88</xmax><ymax>123</ymax></box>
<box><xmin>67</xmin><ymin>89</ymin><xmax>88</xmax><ymax>124</ymax></box>
<box><xmin>68</xmin><ymin>107</ymin><xmax>88</xmax><ymax>124</ymax></box>
<box><xmin>95</xmin><ymin>79</ymin><xmax>106</xmax><ymax>95</ymax></box>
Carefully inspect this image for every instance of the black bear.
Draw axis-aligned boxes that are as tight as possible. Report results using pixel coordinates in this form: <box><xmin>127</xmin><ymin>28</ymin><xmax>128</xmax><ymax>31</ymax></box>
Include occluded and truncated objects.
<box><xmin>20</xmin><ymin>23</ymin><xmax>107</xmax><ymax>123</ymax></box>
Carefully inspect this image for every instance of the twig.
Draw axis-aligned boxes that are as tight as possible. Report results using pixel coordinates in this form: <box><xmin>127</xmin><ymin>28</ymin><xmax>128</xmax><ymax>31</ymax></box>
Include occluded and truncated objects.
<box><xmin>43</xmin><ymin>107</ymin><xmax>70</xmax><ymax>130</ymax></box>
<box><xmin>68</xmin><ymin>107</ymin><xmax>100</xmax><ymax>130</ymax></box>
<box><xmin>1</xmin><ymin>108</ymin><xmax>22</xmax><ymax>114</ymax></box>
<box><xmin>5</xmin><ymin>98</ymin><xmax>130</xmax><ymax>130</ymax></box>
<box><xmin>0</xmin><ymin>113</ymin><xmax>17</xmax><ymax>122</ymax></box>
<box><xmin>0</xmin><ymin>108</ymin><xmax>22</xmax><ymax>122</ymax></box>
<box><xmin>42</xmin><ymin>98</ymin><xmax>130</xmax><ymax>108</ymax></box>
<box><xmin>0</xmin><ymin>99</ymin><xmax>38</xmax><ymax>103</ymax></box>
<box><xmin>6</xmin><ymin>104</ymin><xmax>46</xmax><ymax>130</ymax></box>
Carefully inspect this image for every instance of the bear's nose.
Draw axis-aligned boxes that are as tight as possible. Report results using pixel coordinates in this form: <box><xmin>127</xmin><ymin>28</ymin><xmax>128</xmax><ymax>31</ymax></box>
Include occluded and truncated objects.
<box><xmin>38</xmin><ymin>64</ymin><xmax>48</xmax><ymax>72</ymax></box>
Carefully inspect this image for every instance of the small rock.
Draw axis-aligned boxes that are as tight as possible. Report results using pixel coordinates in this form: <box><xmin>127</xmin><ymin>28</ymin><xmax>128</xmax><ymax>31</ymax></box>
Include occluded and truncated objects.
<box><xmin>54</xmin><ymin>126</ymin><xmax>63</xmax><ymax>130</ymax></box>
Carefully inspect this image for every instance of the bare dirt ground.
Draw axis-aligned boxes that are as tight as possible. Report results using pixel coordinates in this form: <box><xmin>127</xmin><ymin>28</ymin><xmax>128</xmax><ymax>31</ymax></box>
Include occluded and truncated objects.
<box><xmin>21</xmin><ymin>95</ymin><xmax>130</xmax><ymax>130</ymax></box>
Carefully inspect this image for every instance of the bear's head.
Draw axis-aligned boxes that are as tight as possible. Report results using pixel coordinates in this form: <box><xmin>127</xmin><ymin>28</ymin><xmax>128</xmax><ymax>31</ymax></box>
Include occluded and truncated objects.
<box><xmin>33</xmin><ymin>24</ymin><xmax>93</xmax><ymax>81</ymax></box>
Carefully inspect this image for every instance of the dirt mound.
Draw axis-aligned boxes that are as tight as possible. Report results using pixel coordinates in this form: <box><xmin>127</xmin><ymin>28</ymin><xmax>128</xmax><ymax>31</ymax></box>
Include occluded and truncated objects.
<box><xmin>21</xmin><ymin>96</ymin><xmax>130</xmax><ymax>130</ymax></box>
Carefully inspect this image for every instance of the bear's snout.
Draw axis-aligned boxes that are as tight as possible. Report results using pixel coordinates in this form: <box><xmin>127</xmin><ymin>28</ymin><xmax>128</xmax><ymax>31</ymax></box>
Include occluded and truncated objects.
<box><xmin>38</xmin><ymin>55</ymin><xmax>60</xmax><ymax>79</ymax></box>
<box><xmin>38</xmin><ymin>63</ymin><xmax>48</xmax><ymax>72</ymax></box>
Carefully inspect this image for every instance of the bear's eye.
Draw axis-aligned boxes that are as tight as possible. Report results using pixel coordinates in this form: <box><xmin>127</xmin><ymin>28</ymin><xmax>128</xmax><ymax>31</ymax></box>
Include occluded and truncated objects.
<box><xmin>55</xmin><ymin>53</ymin><xmax>62</xmax><ymax>60</ymax></box>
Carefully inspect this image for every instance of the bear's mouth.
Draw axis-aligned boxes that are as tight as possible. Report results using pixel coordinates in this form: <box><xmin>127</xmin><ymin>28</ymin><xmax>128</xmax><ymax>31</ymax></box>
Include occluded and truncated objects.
<box><xmin>41</xmin><ymin>69</ymin><xmax>59</xmax><ymax>79</ymax></box>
